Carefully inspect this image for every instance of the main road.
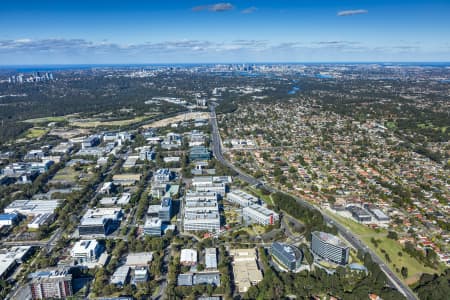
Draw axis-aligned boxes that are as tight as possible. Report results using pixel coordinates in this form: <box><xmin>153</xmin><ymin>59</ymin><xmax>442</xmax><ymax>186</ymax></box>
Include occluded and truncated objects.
<box><xmin>209</xmin><ymin>105</ymin><xmax>417</xmax><ymax>300</ymax></box>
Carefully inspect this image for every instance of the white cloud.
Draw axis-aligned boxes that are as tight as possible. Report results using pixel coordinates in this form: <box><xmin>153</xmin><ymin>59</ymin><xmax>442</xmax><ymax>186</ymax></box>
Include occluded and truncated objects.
<box><xmin>241</xmin><ymin>6</ymin><xmax>257</xmax><ymax>14</ymax></box>
<box><xmin>192</xmin><ymin>3</ymin><xmax>234</xmax><ymax>12</ymax></box>
<box><xmin>337</xmin><ymin>9</ymin><xmax>368</xmax><ymax>17</ymax></box>
<box><xmin>0</xmin><ymin>38</ymin><xmax>444</xmax><ymax>64</ymax></box>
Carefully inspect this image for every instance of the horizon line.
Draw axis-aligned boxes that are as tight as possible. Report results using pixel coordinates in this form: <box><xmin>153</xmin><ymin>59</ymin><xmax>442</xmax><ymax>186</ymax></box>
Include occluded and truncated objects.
<box><xmin>1</xmin><ymin>61</ymin><xmax>450</xmax><ymax>68</ymax></box>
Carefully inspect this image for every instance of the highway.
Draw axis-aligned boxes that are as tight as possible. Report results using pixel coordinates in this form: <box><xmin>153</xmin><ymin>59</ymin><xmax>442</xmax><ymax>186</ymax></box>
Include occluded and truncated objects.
<box><xmin>209</xmin><ymin>105</ymin><xmax>417</xmax><ymax>300</ymax></box>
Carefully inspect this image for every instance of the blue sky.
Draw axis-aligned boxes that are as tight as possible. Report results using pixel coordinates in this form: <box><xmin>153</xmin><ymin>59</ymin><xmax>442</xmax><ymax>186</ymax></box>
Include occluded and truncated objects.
<box><xmin>1</xmin><ymin>0</ymin><xmax>449</xmax><ymax>64</ymax></box>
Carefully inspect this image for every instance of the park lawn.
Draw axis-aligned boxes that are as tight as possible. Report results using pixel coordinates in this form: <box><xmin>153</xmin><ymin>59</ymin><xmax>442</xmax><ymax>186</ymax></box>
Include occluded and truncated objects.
<box><xmin>25</xmin><ymin>127</ymin><xmax>48</xmax><ymax>139</ymax></box>
<box><xmin>330</xmin><ymin>213</ymin><xmax>439</xmax><ymax>285</ymax></box>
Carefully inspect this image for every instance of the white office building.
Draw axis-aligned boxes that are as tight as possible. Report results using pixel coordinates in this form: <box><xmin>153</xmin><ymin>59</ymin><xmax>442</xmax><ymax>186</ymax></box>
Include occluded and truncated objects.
<box><xmin>242</xmin><ymin>204</ymin><xmax>279</xmax><ymax>226</ymax></box>
<box><xmin>183</xmin><ymin>191</ymin><xmax>220</xmax><ymax>233</ymax></box>
<box><xmin>143</xmin><ymin>218</ymin><xmax>162</xmax><ymax>236</ymax></box>
<box><xmin>70</xmin><ymin>240</ymin><xmax>103</xmax><ymax>263</ymax></box>
<box><xmin>227</xmin><ymin>190</ymin><xmax>259</xmax><ymax>207</ymax></box>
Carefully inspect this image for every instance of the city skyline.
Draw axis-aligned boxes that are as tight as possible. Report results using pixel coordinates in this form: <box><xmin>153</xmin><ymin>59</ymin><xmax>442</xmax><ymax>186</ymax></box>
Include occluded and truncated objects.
<box><xmin>1</xmin><ymin>0</ymin><xmax>450</xmax><ymax>64</ymax></box>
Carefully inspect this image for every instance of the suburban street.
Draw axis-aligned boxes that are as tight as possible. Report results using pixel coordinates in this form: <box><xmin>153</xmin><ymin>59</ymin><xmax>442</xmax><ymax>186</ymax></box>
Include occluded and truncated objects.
<box><xmin>210</xmin><ymin>105</ymin><xmax>418</xmax><ymax>300</ymax></box>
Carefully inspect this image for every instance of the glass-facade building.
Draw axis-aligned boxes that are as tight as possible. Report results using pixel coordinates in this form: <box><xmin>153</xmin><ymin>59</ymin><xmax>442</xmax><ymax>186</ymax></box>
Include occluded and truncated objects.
<box><xmin>311</xmin><ymin>231</ymin><xmax>349</xmax><ymax>265</ymax></box>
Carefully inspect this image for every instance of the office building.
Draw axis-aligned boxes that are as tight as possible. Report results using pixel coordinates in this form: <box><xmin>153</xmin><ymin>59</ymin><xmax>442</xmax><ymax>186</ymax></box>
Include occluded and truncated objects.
<box><xmin>192</xmin><ymin>176</ymin><xmax>227</xmax><ymax>196</ymax></box>
<box><xmin>147</xmin><ymin>205</ymin><xmax>160</xmax><ymax>218</ymax></box>
<box><xmin>183</xmin><ymin>213</ymin><xmax>220</xmax><ymax>232</ymax></box>
<box><xmin>81</xmin><ymin>135</ymin><xmax>100</xmax><ymax>149</ymax></box>
<box><xmin>139</xmin><ymin>147</ymin><xmax>155</xmax><ymax>161</ymax></box>
<box><xmin>159</xmin><ymin>197</ymin><xmax>172</xmax><ymax>222</ymax></box>
<box><xmin>271</xmin><ymin>242</ymin><xmax>303</xmax><ymax>271</ymax></box>
<box><xmin>311</xmin><ymin>231</ymin><xmax>349</xmax><ymax>265</ymax></box>
<box><xmin>143</xmin><ymin>218</ymin><xmax>162</xmax><ymax>237</ymax></box>
<box><xmin>70</xmin><ymin>240</ymin><xmax>104</xmax><ymax>263</ymax></box>
<box><xmin>154</xmin><ymin>168</ymin><xmax>173</xmax><ymax>183</ymax></box>
<box><xmin>29</xmin><ymin>268</ymin><xmax>73</xmax><ymax>299</ymax></box>
<box><xmin>227</xmin><ymin>190</ymin><xmax>259</xmax><ymax>207</ymax></box>
<box><xmin>78</xmin><ymin>208</ymin><xmax>122</xmax><ymax>237</ymax></box>
<box><xmin>183</xmin><ymin>191</ymin><xmax>220</xmax><ymax>233</ymax></box>
<box><xmin>189</xmin><ymin>146</ymin><xmax>211</xmax><ymax>161</ymax></box>
<box><xmin>242</xmin><ymin>204</ymin><xmax>279</xmax><ymax>226</ymax></box>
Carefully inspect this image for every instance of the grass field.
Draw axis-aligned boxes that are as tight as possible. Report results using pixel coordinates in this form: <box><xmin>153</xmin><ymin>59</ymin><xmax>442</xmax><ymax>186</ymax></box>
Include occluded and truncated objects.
<box><xmin>25</xmin><ymin>127</ymin><xmax>48</xmax><ymax>139</ymax></box>
<box><xmin>245</xmin><ymin>186</ymin><xmax>274</xmax><ymax>205</ymax></box>
<box><xmin>24</xmin><ymin>116</ymin><xmax>66</xmax><ymax>124</ymax></box>
<box><xmin>330</xmin><ymin>213</ymin><xmax>440</xmax><ymax>284</ymax></box>
<box><xmin>52</xmin><ymin>167</ymin><xmax>80</xmax><ymax>183</ymax></box>
<box><xmin>70</xmin><ymin>115</ymin><xmax>154</xmax><ymax>128</ymax></box>
<box><xmin>142</xmin><ymin>112</ymin><xmax>209</xmax><ymax>128</ymax></box>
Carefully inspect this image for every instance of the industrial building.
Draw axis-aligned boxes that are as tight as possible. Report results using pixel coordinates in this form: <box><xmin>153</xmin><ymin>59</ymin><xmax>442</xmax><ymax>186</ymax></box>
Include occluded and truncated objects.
<box><xmin>271</xmin><ymin>242</ymin><xmax>303</xmax><ymax>271</ymax></box>
<box><xmin>4</xmin><ymin>199</ymin><xmax>63</xmax><ymax>216</ymax></box>
<box><xmin>227</xmin><ymin>190</ymin><xmax>259</xmax><ymax>207</ymax></box>
<box><xmin>230</xmin><ymin>248</ymin><xmax>263</xmax><ymax>293</ymax></box>
<box><xmin>311</xmin><ymin>231</ymin><xmax>349</xmax><ymax>265</ymax></box>
<box><xmin>365</xmin><ymin>205</ymin><xmax>390</xmax><ymax>222</ymax></box>
<box><xmin>180</xmin><ymin>249</ymin><xmax>198</xmax><ymax>266</ymax></box>
<box><xmin>242</xmin><ymin>204</ymin><xmax>279</xmax><ymax>226</ymax></box>
<box><xmin>112</xmin><ymin>173</ymin><xmax>142</xmax><ymax>186</ymax></box>
<box><xmin>0</xmin><ymin>246</ymin><xmax>34</xmax><ymax>279</ymax></box>
<box><xmin>177</xmin><ymin>271</ymin><xmax>221</xmax><ymax>287</ymax></box>
<box><xmin>125</xmin><ymin>252</ymin><xmax>153</xmax><ymax>267</ymax></box>
<box><xmin>133</xmin><ymin>267</ymin><xmax>149</xmax><ymax>284</ymax></box>
<box><xmin>205</xmin><ymin>248</ymin><xmax>218</xmax><ymax>270</ymax></box>
<box><xmin>346</xmin><ymin>205</ymin><xmax>372</xmax><ymax>223</ymax></box>
<box><xmin>27</xmin><ymin>213</ymin><xmax>54</xmax><ymax>229</ymax></box>
<box><xmin>111</xmin><ymin>266</ymin><xmax>130</xmax><ymax>286</ymax></box>
<box><xmin>0</xmin><ymin>212</ymin><xmax>20</xmax><ymax>227</ymax></box>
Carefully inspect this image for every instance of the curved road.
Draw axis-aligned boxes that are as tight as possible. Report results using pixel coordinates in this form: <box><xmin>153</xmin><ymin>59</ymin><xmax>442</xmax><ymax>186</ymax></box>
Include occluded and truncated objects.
<box><xmin>210</xmin><ymin>106</ymin><xmax>417</xmax><ymax>300</ymax></box>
